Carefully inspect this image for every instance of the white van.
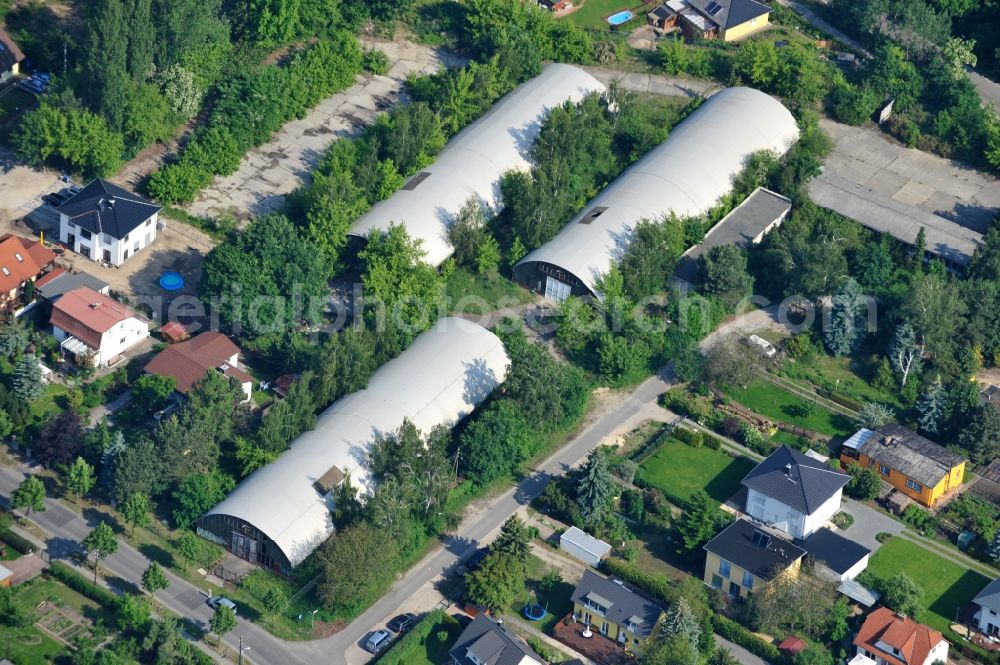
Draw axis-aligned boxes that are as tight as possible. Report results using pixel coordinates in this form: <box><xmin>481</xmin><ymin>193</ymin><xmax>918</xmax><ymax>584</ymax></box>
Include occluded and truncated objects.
<box><xmin>747</xmin><ymin>334</ymin><xmax>777</xmax><ymax>358</ymax></box>
<box><xmin>366</xmin><ymin>630</ymin><xmax>392</xmax><ymax>653</ymax></box>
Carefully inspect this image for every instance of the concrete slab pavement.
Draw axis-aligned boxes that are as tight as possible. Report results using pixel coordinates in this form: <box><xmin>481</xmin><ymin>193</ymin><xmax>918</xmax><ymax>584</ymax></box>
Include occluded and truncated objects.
<box><xmin>837</xmin><ymin>498</ymin><xmax>904</xmax><ymax>552</ymax></box>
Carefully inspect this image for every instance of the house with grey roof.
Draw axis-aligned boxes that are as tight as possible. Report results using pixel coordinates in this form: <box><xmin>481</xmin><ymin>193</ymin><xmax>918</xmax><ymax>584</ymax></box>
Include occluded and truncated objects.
<box><xmin>840</xmin><ymin>424</ymin><xmax>967</xmax><ymax>508</ymax></box>
<box><xmin>654</xmin><ymin>0</ymin><xmax>771</xmax><ymax>41</ymax></box>
<box><xmin>703</xmin><ymin>518</ymin><xmax>806</xmax><ymax>599</ymax></box>
<box><xmin>57</xmin><ymin>179</ymin><xmax>162</xmax><ymax>267</ymax></box>
<box><xmin>974</xmin><ymin>576</ymin><xmax>1000</xmax><ymax>637</ymax></box>
<box><xmin>449</xmin><ymin>614</ymin><xmax>543</xmax><ymax>665</ymax></box>
<box><xmin>742</xmin><ymin>445</ymin><xmax>850</xmax><ymax>539</ymax></box>
<box><xmin>570</xmin><ymin>570</ymin><xmax>663</xmax><ymax>653</ymax></box>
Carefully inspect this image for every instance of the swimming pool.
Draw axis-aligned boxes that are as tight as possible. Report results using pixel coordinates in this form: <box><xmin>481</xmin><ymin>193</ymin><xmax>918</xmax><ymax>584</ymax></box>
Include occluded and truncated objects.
<box><xmin>607</xmin><ymin>9</ymin><xmax>633</xmax><ymax>24</ymax></box>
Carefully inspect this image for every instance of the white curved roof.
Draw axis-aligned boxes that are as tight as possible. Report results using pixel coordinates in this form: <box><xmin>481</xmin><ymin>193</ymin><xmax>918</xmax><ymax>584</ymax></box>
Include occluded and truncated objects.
<box><xmin>514</xmin><ymin>87</ymin><xmax>800</xmax><ymax>296</ymax></box>
<box><xmin>348</xmin><ymin>64</ymin><xmax>607</xmax><ymax>266</ymax></box>
<box><xmin>204</xmin><ymin>317</ymin><xmax>510</xmax><ymax>567</ymax></box>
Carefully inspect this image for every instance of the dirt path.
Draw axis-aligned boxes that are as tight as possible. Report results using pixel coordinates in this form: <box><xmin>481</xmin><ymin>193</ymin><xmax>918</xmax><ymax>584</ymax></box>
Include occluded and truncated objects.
<box><xmin>185</xmin><ymin>39</ymin><xmax>464</xmax><ymax>222</ymax></box>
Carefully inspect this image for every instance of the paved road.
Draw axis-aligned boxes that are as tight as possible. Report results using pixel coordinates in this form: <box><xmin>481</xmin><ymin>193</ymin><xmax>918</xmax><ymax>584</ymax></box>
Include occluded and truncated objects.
<box><xmin>0</xmin><ymin>362</ymin><xmax>675</xmax><ymax>665</ymax></box>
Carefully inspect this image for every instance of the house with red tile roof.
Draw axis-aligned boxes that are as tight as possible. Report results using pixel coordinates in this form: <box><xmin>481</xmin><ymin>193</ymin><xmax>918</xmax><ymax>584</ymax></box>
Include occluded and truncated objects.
<box><xmin>50</xmin><ymin>287</ymin><xmax>148</xmax><ymax>366</ymax></box>
<box><xmin>144</xmin><ymin>331</ymin><xmax>252</xmax><ymax>402</ymax></box>
<box><xmin>854</xmin><ymin>607</ymin><xmax>948</xmax><ymax>665</ymax></box>
<box><xmin>0</xmin><ymin>234</ymin><xmax>55</xmax><ymax>311</ymax></box>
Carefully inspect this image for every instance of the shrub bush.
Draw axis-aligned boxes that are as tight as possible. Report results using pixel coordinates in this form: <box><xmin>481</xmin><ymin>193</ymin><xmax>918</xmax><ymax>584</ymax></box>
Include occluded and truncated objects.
<box><xmin>712</xmin><ymin>614</ymin><xmax>783</xmax><ymax>663</ymax></box>
<box><xmin>827</xmin><ymin>392</ymin><xmax>864</xmax><ymax>412</ymax></box>
<box><xmin>702</xmin><ymin>432</ymin><xmax>724</xmax><ymax>450</ymax></box>
<box><xmin>373</xmin><ymin>610</ymin><xmax>456</xmax><ymax>664</ymax></box>
<box><xmin>49</xmin><ymin>561</ymin><xmax>118</xmax><ymax>607</ymax></box>
<box><xmin>674</xmin><ymin>427</ymin><xmax>703</xmax><ymax>448</ymax></box>
<box><xmin>0</xmin><ymin>527</ymin><xmax>35</xmax><ymax>555</ymax></box>
<box><xmin>601</xmin><ymin>557</ymin><xmax>671</xmax><ymax>604</ymax></box>
<box><xmin>363</xmin><ymin>49</ymin><xmax>391</xmax><ymax>75</ymax></box>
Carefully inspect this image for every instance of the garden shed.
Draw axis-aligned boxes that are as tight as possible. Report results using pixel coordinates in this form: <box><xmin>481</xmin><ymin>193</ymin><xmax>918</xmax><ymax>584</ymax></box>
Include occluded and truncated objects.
<box><xmin>560</xmin><ymin>526</ymin><xmax>612</xmax><ymax>567</ymax></box>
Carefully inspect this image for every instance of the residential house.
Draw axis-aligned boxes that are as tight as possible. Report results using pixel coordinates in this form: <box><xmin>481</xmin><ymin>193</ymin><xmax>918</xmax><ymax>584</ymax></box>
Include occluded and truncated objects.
<box><xmin>741</xmin><ymin>444</ymin><xmax>850</xmax><ymax>540</ymax></box>
<box><xmin>0</xmin><ymin>28</ymin><xmax>24</xmax><ymax>82</ymax></box>
<box><xmin>854</xmin><ymin>607</ymin><xmax>948</xmax><ymax>665</ymax></box>
<box><xmin>703</xmin><ymin>518</ymin><xmax>806</xmax><ymax>599</ymax></box>
<box><xmin>0</xmin><ymin>234</ymin><xmax>55</xmax><ymax>311</ymax></box>
<box><xmin>840</xmin><ymin>424</ymin><xmax>966</xmax><ymax>508</ymax></box>
<box><xmin>651</xmin><ymin>0</ymin><xmax>771</xmax><ymax>41</ymax></box>
<box><xmin>50</xmin><ymin>287</ymin><xmax>148</xmax><ymax>366</ymax></box>
<box><xmin>973</xmin><ymin>576</ymin><xmax>1000</xmax><ymax>637</ymax></box>
<box><xmin>449</xmin><ymin>614</ymin><xmax>543</xmax><ymax>665</ymax></box>
<box><xmin>144</xmin><ymin>331</ymin><xmax>252</xmax><ymax>402</ymax></box>
<box><xmin>570</xmin><ymin>569</ymin><xmax>663</xmax><ymax>653</ymax></box>
<box><xmin>560</xmin><ymin>527</ymin><xmax>611</xmax><ymax>567</ymax></box>
<box><xmin>56</xmin><ymin>179</ymin><xmax>162</xmax><ymax>267</ymax></box>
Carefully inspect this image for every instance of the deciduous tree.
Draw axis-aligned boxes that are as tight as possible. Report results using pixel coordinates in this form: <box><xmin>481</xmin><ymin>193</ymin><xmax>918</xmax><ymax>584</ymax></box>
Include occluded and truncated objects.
<box><xmin>82</xmin><ymin>521</ymin><xmax>118</xmax><ymax>585</ymax></box>
<box><xmin>142</xmin><ymin>562</ymin><xmax>169</xmax><ymax>594</ymax></box>
<box><xmin>11</xmin><ymin>476</ymin><xmax>45</xmax><ymax>517</ymax></box>
<box><xmin>122</xmin><ymin>493</ymin><xmax>151</xmax><ymax>536</ymax></box>
<box><xmin>64</xmin><ymin>457</ymin><xmax>96</xmax><ymax>503</ymax></box>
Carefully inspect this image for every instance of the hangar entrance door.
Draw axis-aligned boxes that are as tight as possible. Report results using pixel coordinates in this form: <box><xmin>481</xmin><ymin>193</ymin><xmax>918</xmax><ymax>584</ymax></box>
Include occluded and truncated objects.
<box><xmin>544</xmin><ymin>276</ymin><xmax>571</xmax><ymax>303</ymax></box>
<box><xmin>231</xmin><ymin>531</ymin><xmax>257</xmax><ymax>562</ymax></box>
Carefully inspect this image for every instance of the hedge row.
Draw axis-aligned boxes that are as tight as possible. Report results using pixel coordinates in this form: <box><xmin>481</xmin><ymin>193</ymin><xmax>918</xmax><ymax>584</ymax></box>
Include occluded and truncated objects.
<box><xmin>712</xmin><ymin>614</ymin><xmax>784</xmax><ymax>664</ymax></box>
<box><xmin>825</xmin><ymin>391</ymin><xmax>864</xmax><ymax>412</ymax></box>
<box><xmin>373</xmin><ymin>610</ymin><xmax>455</xmax><ymax>665</ymax></box>
<box><xmin>601</xmin><ymin>557</ymin><xmax>672</xmax><ymax>605</ymax></box>
<box><xmin>49</xmin><ymin>561</ymin><xmax>118</xmax><ymax>607</ymax></box>
<box><xmin>148</xmin><ymin>32</ymin><xmax>363</xmax><ymax>204</ymax></box>
<box><xmin>0</xmin><ymin>527</ymin><xmax>36</xmax><ymax>555</ymax></box>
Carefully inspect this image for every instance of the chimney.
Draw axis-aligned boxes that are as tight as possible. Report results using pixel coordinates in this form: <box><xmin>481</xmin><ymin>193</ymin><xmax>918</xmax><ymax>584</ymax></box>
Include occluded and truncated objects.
<box><xmin>784</xmin><ymin>463</ymin><xmax>792</xmax><ymax>475</ymax></box>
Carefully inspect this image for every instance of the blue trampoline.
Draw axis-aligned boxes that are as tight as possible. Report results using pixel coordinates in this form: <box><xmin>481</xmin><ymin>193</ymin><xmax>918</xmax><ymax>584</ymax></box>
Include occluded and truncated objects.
<box><xmin>159</xmin><ymin>271</ymin><xmax>184</xmax><ymax>291</ymax></box>
<box><xmin>523</xmin><ymin>604</ymin><xmax>547</xmax><ymax>621</ymax></box>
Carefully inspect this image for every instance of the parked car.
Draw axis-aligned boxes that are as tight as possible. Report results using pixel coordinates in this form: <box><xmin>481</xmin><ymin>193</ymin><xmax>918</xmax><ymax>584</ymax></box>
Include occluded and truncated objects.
<box><xmin>456</xmin><ymin>546</ymin><xmax>489</xmax><ymax>575</ymax></box>
<box><xmin>747</xmin><ymin>334</ymin><xmax>777</xmax><ymax>358</ymax></box>
<box><xmin>365</xmin><ymin>630</ymin><xmax>392</xmax><ymax>653</ymax></box>
<box><xmin>207</xmin><ymin>597</ymin><xmax>237</xmax><ymax>615</ymax></box>
<box><xmin>386</xmin><ymin>613</ymin><xmax>417</xmax><ymax>634</ymax></box>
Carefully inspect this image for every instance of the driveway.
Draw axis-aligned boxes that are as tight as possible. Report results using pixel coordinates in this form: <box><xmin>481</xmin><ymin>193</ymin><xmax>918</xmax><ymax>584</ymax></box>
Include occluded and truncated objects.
<box><xmin>837</xmin><ymin>498</ymin><xmax>904</xmax><ymax>552</ymax></box>
<box><xmin>185</xmin><ymin>39</ymin><xmax>464</xmax><ymax>222</ymax></box>
<box><xmin>715</xmin><ymin>634</ymin><xmax>770</xmax><ymax>665</ymax></box>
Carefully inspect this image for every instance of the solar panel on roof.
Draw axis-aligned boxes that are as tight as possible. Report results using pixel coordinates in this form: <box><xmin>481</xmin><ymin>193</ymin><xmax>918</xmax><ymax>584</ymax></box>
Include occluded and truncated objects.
<box><xmin>706</xmin><ymin>1</ymin><xmax>722</xmax><ymax>15</ymax></box>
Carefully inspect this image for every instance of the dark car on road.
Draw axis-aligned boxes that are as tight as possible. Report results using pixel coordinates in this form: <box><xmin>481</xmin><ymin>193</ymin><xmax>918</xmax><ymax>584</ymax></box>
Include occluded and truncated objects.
<box><xmin>386</xmin><ymin>613</ymin><xmax>417</xmax><ymax>634</ymax></box>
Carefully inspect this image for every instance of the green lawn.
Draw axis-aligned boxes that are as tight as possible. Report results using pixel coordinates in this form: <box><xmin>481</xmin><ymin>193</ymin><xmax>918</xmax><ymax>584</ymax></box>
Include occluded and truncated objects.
<box><xmin>444</xmin><ymin>268</ymin><xmax>534</xmax><ymax>316</ymax></box>
<box><xmin>0</xmin><ymin>575</ymin><xmax>113</xmax><ymax>665</ymax></box>
<box><xmin>638</xmin><ymin>438</ymin><xmax>756</xmax><ymax>504</ymax></box>
<box><xmin>779</xmin><ymin>353</ymin><xmax>901</xmax><ymax>409</ymax></box>
<box><xmin>627</xmin><ymin>520</ymin><xmax>696</xmax><ymax>580</ymax></box>
<box><xmin>510</xmin><ymin>554</ymin><xmax>575</xmax><ymax>634</ymax></box>
<box><xmin>867</xmin><ymin>538</ymin><xmax>991</xmax><ymax>639</ymax></box>
<box><xmin>721</xmin><ymin>379</ymin><xmax>857</xmax><ymax>437</ymax></box>
<box><xmin>30</xmin><ymin>383</ymin><xmax>70</xmax><ymax>423</ymax></box>
<box><xmin>564</xmin><ymin>0</ymin><xmax>650</xmax><ymax>30</ymax></box>
<box><xmin>377</xmin><ymin>614</ymin><xmax>464</xmax><ymax>665</ymax></box>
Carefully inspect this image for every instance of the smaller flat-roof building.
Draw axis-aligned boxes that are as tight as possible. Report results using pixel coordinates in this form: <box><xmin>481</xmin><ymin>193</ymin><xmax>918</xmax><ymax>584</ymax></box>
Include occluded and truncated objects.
<box><xmin>840</xmin><ymin>424</ymin><xmax>966</xmax><ymax>508</ymax></box>
<box><xmin>675</xmin><ymin>187</ymin><xmax>791</xmax><ymax>283</ymax></box>
<box><xmin>560</xmin><ymin>526</ymin><xmax>612</xmax><ymax>567</ymax></box>
<box><xmin>794</xmin><ymin>527</ymin><xmax>870</xmax><ymax>582</ymax></box>
<box><xmin>703</xmin><ymin>518</ymin><xmax>806</xmax><ymax>599</ymax></box>
<box><xmin>34</xmin><ymin>269</ymin><xmax>110</xmax><ymax>302</ymax></box>
<box><xmin>571</xmin><ymin>570</ymin><xmax>663</xmax><ymax>654</ymax></box>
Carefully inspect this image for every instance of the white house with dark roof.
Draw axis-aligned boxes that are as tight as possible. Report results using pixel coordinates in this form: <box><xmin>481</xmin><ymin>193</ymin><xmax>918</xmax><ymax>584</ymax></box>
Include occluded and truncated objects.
<box><xmin>741</xmin><ymin>445</ymin><xmax>850</xmax><ymax>540</ymax></box>
<box><xmin>57</xmin><ymin>179</ymin><xmax>162</xmax><ymax>267</ymax></box>
<box><xmin>974</xmin><ymin>576</ymin><xmax>1000</xmax><ymax>636</ymax></box>
<box><xmin>449</xmin><ymin>614</ymin><xmax>543</xmax><ymax>665</ymax></box>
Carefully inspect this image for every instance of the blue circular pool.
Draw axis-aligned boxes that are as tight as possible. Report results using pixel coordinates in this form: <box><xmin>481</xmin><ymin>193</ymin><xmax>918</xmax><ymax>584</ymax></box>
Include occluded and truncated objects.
<box><xmin>159</xmin><ymin>271</ymin><xmax>185</xmax><ymax>291</ymax></box>
<box><xmin>607</xmin><ymin>10</ymin><xmax>633</xmax><ymax>24</ymax></box>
